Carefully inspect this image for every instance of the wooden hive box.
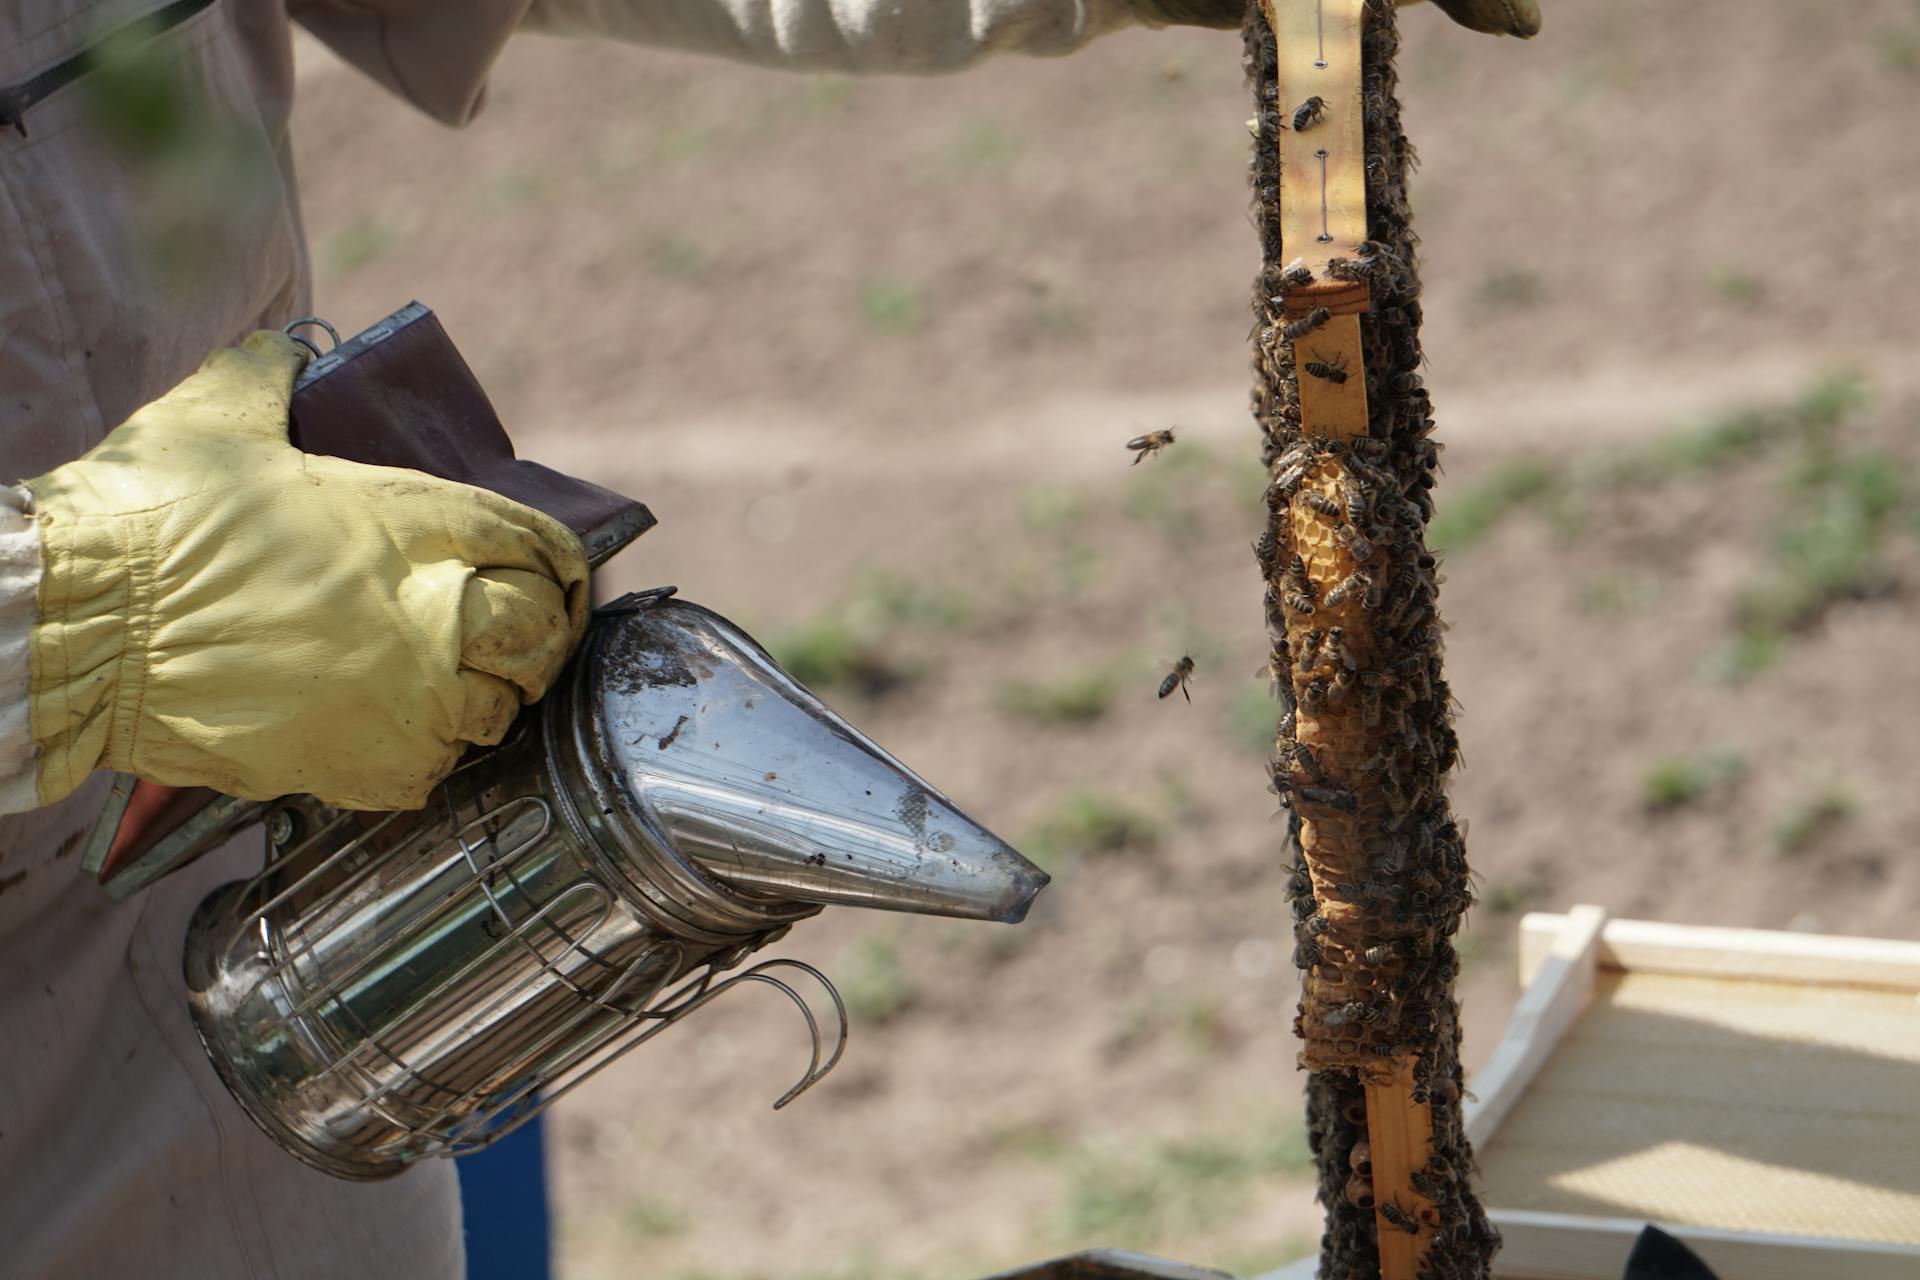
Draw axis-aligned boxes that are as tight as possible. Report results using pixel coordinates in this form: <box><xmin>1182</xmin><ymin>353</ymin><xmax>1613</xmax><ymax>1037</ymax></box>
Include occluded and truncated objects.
<box><xmin>1465</xmin><ymin>906</ymin><xmax>1920</xmax><ymax>1280</ymax></box>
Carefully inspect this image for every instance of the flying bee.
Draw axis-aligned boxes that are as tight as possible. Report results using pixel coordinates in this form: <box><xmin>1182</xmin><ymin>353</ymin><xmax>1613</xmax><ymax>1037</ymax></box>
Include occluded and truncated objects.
<box><xmin>1291</xmin><ymin>95</ymin><xmax>1328</xmax><ymax>131</ymax></box>
<box><xmin>1158</xmin><ymin>655</ymin><xmax>1196</xmax><ymax>703</ymax></box>
<box><xmin>1283</xmin><ymin>307</ymin><xmax>1332</xmax><ymax>341</ymax></box>
<box><xmin>1126</xmin><ymin>427</ymin><xmax>1176</xmax><ymax>465</ymax></box>
<box><xmin>1303</xmin><ymin>351</ymin><xmax>1349</xmax><ymax>384</ymax></box>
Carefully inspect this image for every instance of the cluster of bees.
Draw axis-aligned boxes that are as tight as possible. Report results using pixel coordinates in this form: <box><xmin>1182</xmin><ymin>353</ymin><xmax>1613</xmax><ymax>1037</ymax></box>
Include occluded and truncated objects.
<box><xmin>1244</xmin><ymin>2</ymin><xmax>1498</xmax><ymax>1277</ymax></box>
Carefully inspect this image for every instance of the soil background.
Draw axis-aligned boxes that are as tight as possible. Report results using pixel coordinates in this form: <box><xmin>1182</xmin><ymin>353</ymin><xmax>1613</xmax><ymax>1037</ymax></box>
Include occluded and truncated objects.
<box><xmin>291</xmin><ymin>5</ymin><xmax>1920</xmax><ymax>1276</ymax></box>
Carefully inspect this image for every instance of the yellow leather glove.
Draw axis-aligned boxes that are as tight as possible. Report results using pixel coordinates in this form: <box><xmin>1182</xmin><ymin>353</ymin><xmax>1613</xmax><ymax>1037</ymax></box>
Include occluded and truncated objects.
<box><xmin>23</xmin><ymin>331</ymin><xmax>590</xmax><ymax>811</ymax></box>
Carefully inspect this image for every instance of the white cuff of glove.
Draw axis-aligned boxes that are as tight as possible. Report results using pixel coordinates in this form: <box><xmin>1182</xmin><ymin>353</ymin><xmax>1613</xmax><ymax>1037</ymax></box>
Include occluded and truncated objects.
<box><xmin>0</xmin><ymin>484</ymin><xmax>41</xmax><ymax>815</ymax></box>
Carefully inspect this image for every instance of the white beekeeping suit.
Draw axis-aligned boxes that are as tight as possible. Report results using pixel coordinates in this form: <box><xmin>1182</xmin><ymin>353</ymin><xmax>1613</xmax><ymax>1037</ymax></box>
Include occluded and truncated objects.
<box><xmin>0</xmin><ymin>1</ymin><xmax>1156</xmax><ymax>1275</ymax></box>
<box><xmin>0</xmin><ymin>0</ymin><xmax>1531</xmax><ymax>1271</ymax></box>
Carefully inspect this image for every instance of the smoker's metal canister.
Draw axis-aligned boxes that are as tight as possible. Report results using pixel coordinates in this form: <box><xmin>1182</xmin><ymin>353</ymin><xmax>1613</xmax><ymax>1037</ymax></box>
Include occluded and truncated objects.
<box><xmin>185</xmin><ymin>596</ymin><xmax>1047</xmax><ymax>1179</ymax></box>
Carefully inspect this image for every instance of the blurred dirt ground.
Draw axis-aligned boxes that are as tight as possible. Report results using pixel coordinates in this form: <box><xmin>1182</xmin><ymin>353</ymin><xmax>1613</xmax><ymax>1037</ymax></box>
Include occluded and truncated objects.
<box><xmin>292</xmin><ymin>5</ymin><xmax>1920</xmax><ymax>1276</ymax></box>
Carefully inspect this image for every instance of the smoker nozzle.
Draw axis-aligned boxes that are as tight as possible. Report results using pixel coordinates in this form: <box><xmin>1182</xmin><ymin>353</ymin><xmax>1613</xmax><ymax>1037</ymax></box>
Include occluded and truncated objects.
<box><xmin>589</xmin><ymin>598</ymin><xmax>1049</xmax><ymax>924</ymax></box>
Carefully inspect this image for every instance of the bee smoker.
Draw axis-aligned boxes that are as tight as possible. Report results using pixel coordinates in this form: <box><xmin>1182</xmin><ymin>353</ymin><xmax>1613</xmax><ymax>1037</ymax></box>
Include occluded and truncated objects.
<box><xmin>82</xmin><ymin>305</ymin><xmax>1049</xmax><ymax>1181</ymax></box>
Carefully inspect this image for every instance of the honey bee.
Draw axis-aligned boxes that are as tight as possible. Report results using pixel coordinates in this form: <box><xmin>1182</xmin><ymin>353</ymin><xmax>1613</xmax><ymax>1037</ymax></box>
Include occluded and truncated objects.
<box><xmin>1303</xmin><ymin>351</ymin><xmax>1349</xmax><ymax>384</ymax></box>
<box><xmin>1283</xmin><ymin>307</ymin><xmax>1332</xmax><ymax>341</ymax></box>
<box><xmin>1344</xmin><ymin>481</ymin><xmax>1369</xmax><ymax>525</ymax></box>
<box><xmin>1284</xmin><ymin>588</ymin><xmax>1316</xmax><ymax>615</ymax></box>
<box><xmin>1158</xmin><ymin>655</ymin><xmax>1196</xmax><ymax>703</ymax></box>
<box><xmin>1323</xmin><ymin>570</ymin><xmax>1372</xmax><ymax>609</ymax></box>
<box><xmin>1291</xmin><ymin>95</ymin><xmax>1328</xmax><ymax>131</ymax></box>
<box><xmin>1338</xmin><ymin>527</ymin><xmax>1375</xmax><ymax>562</ymax></box>
<box><xmin>1126</xmin><ymin>427</ymin><xmax>1177</xmax><ymax>465</ymax></box>
<box><xmin>1300</xmin><ymin>491</ymin><xmax>1342</xmax><ymax>519</ymax></box>
<box><xmin>1295</xmin><ymin>627</ymin><xmax>1326</xmax><ymax>672</ymax></box>
<box><xmin>1290</xmin><ymin>741</ymin><xmax>1327</xmax><ymax>782</ymax></box>
<box><xmin>1378</xmin><ymin>1200</ymin><xmax>1421</xmax><ymax>1235</ymax></box>
<box><xmin>1252</xmin><ymin>527</ymin><xmax>1279</xmax><ymax>571</ymax></box>
<box><xmin>1299</xmin><ymin>784</ymin><xmax>1358</xmax><ymax>812</ymax></box>
<box><xmin>1326</xmin><ymin>626</ymin><xmax>1358</xmax><ymax>670</ymax></box>
<box><xmin>1324</xmin><ymin>1000</ymin><xmax>1374</xmax><ymax>1029</ymax></box>
<box><xmin>1363</xmin><ymin>940</ymin><xmax>1410</xmax><ymax>965</ymax></box>
<box><xmin>1279</xmin><ymin>259</ymin><xmax>1314</xmax><ymax>291</ymax></box>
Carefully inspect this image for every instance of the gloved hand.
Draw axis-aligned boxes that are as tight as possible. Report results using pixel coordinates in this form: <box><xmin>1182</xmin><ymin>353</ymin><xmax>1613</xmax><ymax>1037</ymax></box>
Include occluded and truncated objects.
<box><xmin>22</xmin><ymin>331</ymin><xmax>590</xmax><ymax>811</ymax></box>
<box><xmin>1140</xmin><ymin>0</ymin><xmax>1541</xmax><ymax>38</ymax></box>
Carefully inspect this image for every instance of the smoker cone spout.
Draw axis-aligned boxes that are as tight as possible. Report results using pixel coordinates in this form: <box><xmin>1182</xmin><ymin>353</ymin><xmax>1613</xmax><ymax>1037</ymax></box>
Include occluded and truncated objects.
<box><xmin>573</xmin><ymin>594</ymin><xmax>1050</xmax><ymax>923</ymax></box>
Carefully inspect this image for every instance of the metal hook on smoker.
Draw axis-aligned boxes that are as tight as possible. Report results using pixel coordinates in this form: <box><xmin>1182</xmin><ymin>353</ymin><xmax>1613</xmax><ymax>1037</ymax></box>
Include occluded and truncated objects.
<box><xmin>645</xmin><ymin>957</ymin><xmax>849</xmax><ymax>1109</ymax></box>
<box><xmin>282</xmin><ymin>316</ymin><xmax>343</xmax><ymax>362</ymax></box>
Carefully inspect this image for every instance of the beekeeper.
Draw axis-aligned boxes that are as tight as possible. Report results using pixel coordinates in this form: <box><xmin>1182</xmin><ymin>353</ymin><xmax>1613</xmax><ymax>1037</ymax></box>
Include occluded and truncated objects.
<box><xmin>0</xmin><ymin>0</ymin><xmax>1538</xmax><ymax>1274</ymax></box>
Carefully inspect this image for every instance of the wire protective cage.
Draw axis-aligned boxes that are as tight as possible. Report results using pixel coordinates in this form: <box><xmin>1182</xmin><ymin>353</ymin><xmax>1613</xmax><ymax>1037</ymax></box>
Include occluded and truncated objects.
<box><xmin>185</xmin><ymin>619</ymin><xmax>844</xmax><ymax>1181</ymax></box>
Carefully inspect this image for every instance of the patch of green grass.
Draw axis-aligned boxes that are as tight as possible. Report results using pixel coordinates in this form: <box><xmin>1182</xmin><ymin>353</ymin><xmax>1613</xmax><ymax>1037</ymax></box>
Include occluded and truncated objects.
<box><xmin>1426</xmin><ymin>458</ymin><xmax>1559</xmax><ymax>553</ymax></box>
<box><xmin>1022</xmin><ymin>788</ymin><xmax>1162</xmax><ymax>870</ymax></box>
<box><xmin>1121</xmin><ymin>440</ymin><xmax>1213</xmax><ymax>543</ymax></box>
<box><xmin>1033</xmin><ymin>293</ymin><xmax>1091</xmax><ymax>339</ymax></box>
<box><xmin>319</xmin><ymin>215</ymin><xmax>396</xmax><ymax>279</ymax></box>
<box><xmin>997</xmin><ymin>667</ymin><xmax>1119</xmax><ymax>725</ymax></box>
<box><xmin>765</xmin><ymin>613</ymin><xmax>902</xmax><ymax>694</ymax></box>
<box><xmin>1591</xmin><ymin>372</ymin><xmax>1870</xmax><ymax>489</ymax></box>
<box><xmin>791</xmin><ymin>74</ymin><xmax>858</xmax><ymax>116</ymax></box>
<box><xmin>836</xmin><ymin>936</ymin><xmax>916</xmax><ymax>1024</ymax></box>
<box><xmin>1773</xmin><ymin>787</ymin><xmax>1859</xmax><ymax>857</ymax></box>
<box><xmin>1058</xmin><ymin>1122</ymin><xmax>1312</xmax><ymax>1249</ymax></box>
<box><xmin>1577</xmin><ymin>570</ymin><xmax>1657</xmax><ymax>614</ymax></box>
<box><xmin>481</xmin><ymin>170</ymin><xmax>551</xmax><ymax>211</ymax></box>
<box><xmin>1020</xmin><ymin>485</ymin><xmax>1086</xmax><ymax>535</ymax></box>
<box><xmin>984</xmin><ymin>1119</ymin><xmax>1073</xmax><ymax>1163</ymax></box>
<box><xmin>764</xmin><ymin>574</ymin><xmax>965</xmax><ymax>695</ymax></box>
<box><xmin>848</xmin><ymin>572</ymin><xmax>970</xmax><ymax>630</ymax></box>
<box><xmin>1707</xmin><ymin>266</ymin><xmax>1766</xmax><ymax>308</ymax></box>
<box><xmin>1227</xmin><ymin>684</ymin><xmax>1283</xmax><ymax>756</ymax></box>
<box><xmin>1482</xmin><ymin>879</ymin><xmax>1544</xmax><ymax>915</ymax></box>
<box><xmin>1876</xmin><ymin>24</ymin><xmax>1920</xmax><ymax>72</ymax></box>
<box><xmin>645</xmin><ymin>235</ymin><xmax>710</xmax><ymax>280</ymax></box>
<box><xmin>1721</xmin><ymin>442</ymin><xmax>1907</xmax><ymax>679</ymax></box>
<box><xmin>858</xmin><ymin>275</ymin><xmax>925</xmax><ymax>335</ymax></box>
<box><xmin>657</xmin><ymin>122</ymin><xmax>717</xmax><ymax>163</ymax></box>
<box><xmin>1641</xmin><ymin>749</ymin><xmax>1748</xmax><ymax>813</ymax></box>
<box><xmin>1473</xmin><ymin>266</ymin><xmax>1544</xmax><ymax>310</ymax></box>
<box><xmin>938</xmin><ymin>119</ymin><xmax>1022</xmax><ymax>176</ymax></box>
<box><xmin>621</xmin><ymin>1196</ymin><xmax>690</xmax><ymax>1240</ymax></box>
